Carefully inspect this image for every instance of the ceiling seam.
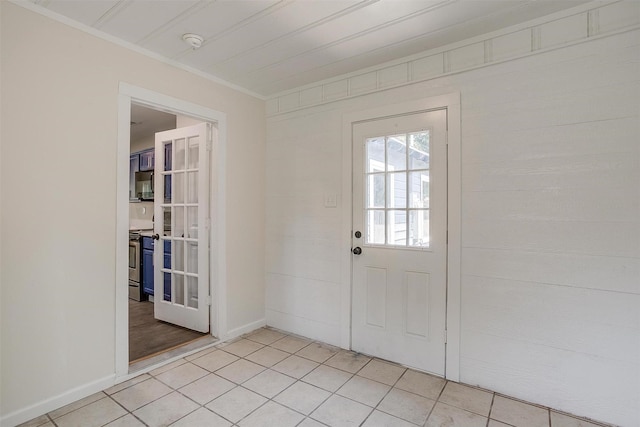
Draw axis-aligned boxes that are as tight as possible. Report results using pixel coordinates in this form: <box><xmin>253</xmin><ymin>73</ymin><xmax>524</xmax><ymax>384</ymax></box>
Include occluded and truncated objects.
<box><xmin>253</xmin><ymin>0</ymin><xmax>572</xmax><ymax>94</ymax></box>
<box><xmin>235</xmin><ymin>0</ymin><xmax>456</xmax><ymax>83</ymax></box>
<box><xmin>93</xmin><ymin>0</ymin><xmax>133</xmax><ymax>29</ymax></box>
<box><xmin>208</xmin><ymin>0</ymin><xmax>381</xmax><ymax>69</ymax></box>
<box><xmin>172</xmin><ymin>0</ymin><xmax>296</xmax><ymax>61</ymax></box>
<box><xmin>136</xmin><ymin>0</ymin><xmax>213</xmax><ymax>46</ymax></box>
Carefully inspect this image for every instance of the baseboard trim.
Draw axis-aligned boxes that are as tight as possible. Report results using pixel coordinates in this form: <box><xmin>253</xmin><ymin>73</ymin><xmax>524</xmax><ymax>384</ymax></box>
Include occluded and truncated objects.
<box><xmin>1</xmin><ymin>375</ymin><xmax>115</xmax><ymax>427</ymax></box>
<box><xmin>225</xmin><ymin>318</ymin><xmax>266</xmax><ymax>341</ymax></box>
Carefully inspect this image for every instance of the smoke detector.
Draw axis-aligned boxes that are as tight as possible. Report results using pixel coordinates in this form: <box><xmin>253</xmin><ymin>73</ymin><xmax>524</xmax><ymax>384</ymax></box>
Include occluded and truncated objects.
<box><xmin>182</xmin><ymin>33</ymin><xmax>204</xmax><ymax>49</ymax></box>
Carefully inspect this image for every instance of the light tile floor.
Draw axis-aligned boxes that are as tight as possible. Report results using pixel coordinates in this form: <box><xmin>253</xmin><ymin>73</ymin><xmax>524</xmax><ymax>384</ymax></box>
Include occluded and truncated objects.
<box><xmin>20</xmin><ymin>327</ymin><xmax>615</xmax><ymax>427</ymax></box>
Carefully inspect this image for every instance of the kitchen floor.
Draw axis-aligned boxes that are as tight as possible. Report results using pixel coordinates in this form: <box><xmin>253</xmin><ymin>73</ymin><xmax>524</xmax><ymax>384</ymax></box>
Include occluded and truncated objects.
<box><xmin>21</xmin><ymin>328</ymin><xmax>613</xmax><ymax>427</ymax></box>
<box><xmin>129</xmin><ymin>299</ymin><xmax>207</xmax><ymax>362</ymax></box>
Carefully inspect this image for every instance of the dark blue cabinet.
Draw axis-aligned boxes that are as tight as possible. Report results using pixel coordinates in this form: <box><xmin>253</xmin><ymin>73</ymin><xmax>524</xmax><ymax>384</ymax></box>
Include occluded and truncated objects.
<box><xmin>141</xmin><ymin>236</ymin><xmax>172</xmax><ymax>300</ymax></box>
<box><xmin>142</xmin><ymin>243</ymin><xmax>154</xmax><ymax>296</ymax></box>
<box><xmin>163</xmin><ymin>244</ymin><xmax>171</xmax><ymax>301</ymax></box>
<box><xmin>164</xmin><ymin>143</ymin><xmax>172</xmax><ymax>203</ymax></box>
<box><xmin>139</xmin><ymin>148</ymin><xmax>154</xmax><ymax>171</ymax></box>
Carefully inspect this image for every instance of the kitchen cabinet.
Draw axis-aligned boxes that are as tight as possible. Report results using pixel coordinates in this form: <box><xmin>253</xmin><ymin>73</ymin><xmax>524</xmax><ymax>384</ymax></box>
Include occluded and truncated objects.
<box><xmin>164</xmin><ymin>143</ymin><xmax>172</xmax><ymax>203</ymax></box>
<box><xmin>163</xmin><ymin>247</ymin><xmax>171</xmax><ymax>301</ymax></box>
<box><xmin>141</xmin><ymin>237</ymin><xmax>154</xmax><ymax>296</ymax></box>
<box><xmin>141</xmin><ymin>236</ymin><xmax>172</xmax><ymax>301</ymax></box>
<box><xmin>129</xmin><ymin>154</ymin><xmax>139</xmax><ymax>201</ymax></box>
<box><xmin>139</xmin><ymin>148</ymin><xmax>154</xmax><ymax>171</ymax></box>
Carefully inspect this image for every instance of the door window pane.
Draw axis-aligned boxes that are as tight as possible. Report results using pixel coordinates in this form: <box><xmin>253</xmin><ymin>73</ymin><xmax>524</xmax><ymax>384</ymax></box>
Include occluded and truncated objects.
<box><xmin>386</xmin><ymin>135</ymin><xmax>406</xmax><ymax>171</ymax></box>
<box><xmin>187</xmin><ymin>242</ymin><xmax>198</xmax><ymax>274</ymax></box>
<box><xmin>187</xmin><ymin>171</ymin><xmax>198</xmax><ymax>203</ymax></box>
<box><xmin>175</xmin><ymin>138</ymin><xmax>186</xmax><ymax>171</ymax></box>
<box><xmin>387</xmin><ymin>210</ymin><xmax>407</xmax><ymax>246</ymax></box>
<box><xmin>187</xmin><ymin>276</ymin><xmax>198</xmax><ymax>309</ymax></box>
<box><xmin>367</xmin><ymin>174</ymin><xmax>385</xmax><ymax>208</ymax></box>
<box><xmin>173</xmin><ymin>172</ymin><xmax>185</xmax><ymax>204</ymax></box>
<box><xmin>174</xmin><ymin>274</ymin><xmax>184</xmax><ymax>306</ymax></box>
<box><xmin>174</xmin><ymin>206</ymin><xmax>184</xmax><ymax>238</ymax></box>
<box><xmin>188</xmin><ymin>136</ymin><xmax>199</xmax><ymax>169</ymax></box>
<box><xmin>409</xmin><ymin>132</ymin><xmax>429</xmax><ymax>170</ymax></box>
<box><xmin>174</xmin><ymin>240</ymin><xmax>184</xmax><ymax>272</ymax></box>
<box><xmin>409</xmin><ymin>171</ymin><xmax>429</xmax><ymax>208</ymax></box>
<box><xmin>366</xmin><ymin>137</ymin><xmax>385</xmax><ymax>172</ymax></box>
<box><xmin>387</xmin><ymin>172</ymin><xmax>406</xmax><ymax>208</ymax></box>
<box><xmin>366</xmin><ymin>210</ymin><xmax>385</xmax><ymax>244</ymax></box>
<box><xmin>409</xmin><ymin>210</ymin><xmax>430</xmax><ymax>247</ymax></box>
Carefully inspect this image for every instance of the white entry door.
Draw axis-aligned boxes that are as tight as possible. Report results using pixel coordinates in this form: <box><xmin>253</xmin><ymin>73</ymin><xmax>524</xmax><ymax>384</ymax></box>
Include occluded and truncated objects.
<box><xmin>351</xmin><ymin>109</ymin><xmax>447</xmax><ymax>375</ymax></box>
<box><xmin>153</xmin><ymin>122</ymin><xmax>210</xmax><ymax>333</ymax></box>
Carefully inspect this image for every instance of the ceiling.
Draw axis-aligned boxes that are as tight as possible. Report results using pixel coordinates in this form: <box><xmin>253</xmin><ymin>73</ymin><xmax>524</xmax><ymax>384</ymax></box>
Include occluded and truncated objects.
<box><xmin>130</xmin><ymin>104</ymin><xmax>176</xmax><ymax>143</ymax></box>
<box><xmin>29</xmin><ymin>0</ymin><xmax>589</xmax><ymax>97</ymax></box>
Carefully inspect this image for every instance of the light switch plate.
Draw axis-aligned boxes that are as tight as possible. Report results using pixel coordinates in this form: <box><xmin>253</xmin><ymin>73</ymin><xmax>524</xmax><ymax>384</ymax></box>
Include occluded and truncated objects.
<box><xmin>324</xmin><ymin>193</ymin><xmax>337</xmax><ymax>208</ymax></box>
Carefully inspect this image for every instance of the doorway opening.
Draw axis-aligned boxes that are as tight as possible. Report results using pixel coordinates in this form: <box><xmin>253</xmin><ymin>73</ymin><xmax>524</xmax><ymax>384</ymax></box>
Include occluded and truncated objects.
<box><xmin>116</xmin><ymin>83</ymin><xmax>228</xmax><ymax>379</ymax></box>
<box><xmin>128</xmin><ymin>104</ymin><xmax>209</xmax><ymax>365</ymax></box>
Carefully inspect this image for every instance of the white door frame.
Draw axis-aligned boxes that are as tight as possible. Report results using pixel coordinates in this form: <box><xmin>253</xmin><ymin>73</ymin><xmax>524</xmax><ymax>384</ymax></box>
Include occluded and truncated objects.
<box><xmin>340</xmin><ymin>93</ymin><xmax>461</xmax><ymax>381</ymax></box>
<box><xmin>115</xmin><ymin>83</ymin><xmax>227</xmax><ymax>378</ymax></box>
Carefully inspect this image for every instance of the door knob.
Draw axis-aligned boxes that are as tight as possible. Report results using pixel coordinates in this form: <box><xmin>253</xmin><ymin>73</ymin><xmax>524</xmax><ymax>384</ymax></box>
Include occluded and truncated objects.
<box><xmin>152</xmin><ymin>234</ymin><xmax>160</xmax><ymax>240</ymax></box>
<box><xmin>352</xmin><ymin>247</ymin><xmax>362</xmax><ymax>255</ymax></box>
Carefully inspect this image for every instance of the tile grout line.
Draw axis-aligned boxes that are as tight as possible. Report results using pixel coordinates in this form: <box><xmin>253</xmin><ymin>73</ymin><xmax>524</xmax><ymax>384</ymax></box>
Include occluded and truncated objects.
<box><xmin>25</xmin><ymin>327</ymin><xmax>620</xmax><ymax>427</ymax></box>
<box><xmin>486</xmin><ymin>392</ymin><xmax>496</xmax><ymax>427</ymax></box>
<box><xmin>423</xmin><ymin>378</ymin><xmax>449</xmax><ymax>425</ymax></box>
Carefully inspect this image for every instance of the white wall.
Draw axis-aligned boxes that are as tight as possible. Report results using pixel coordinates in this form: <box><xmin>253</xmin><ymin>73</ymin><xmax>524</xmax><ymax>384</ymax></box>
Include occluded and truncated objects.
<box><xmin>0</xmin><ymin>2</ymin><xmax>265</xmax><ymax>422</ymax></box>
<box><xmin>265</xmin><ymin>7</ymin><xmax>639</xmax><ymax>427</ymax></box>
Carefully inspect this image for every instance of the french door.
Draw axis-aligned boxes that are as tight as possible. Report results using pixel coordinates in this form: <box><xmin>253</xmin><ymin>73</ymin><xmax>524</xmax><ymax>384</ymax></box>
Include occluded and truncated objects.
<box><xmin>153</xmin><ymin>123</ymin><xmax>210</xmax><ymax>333</ymax></box>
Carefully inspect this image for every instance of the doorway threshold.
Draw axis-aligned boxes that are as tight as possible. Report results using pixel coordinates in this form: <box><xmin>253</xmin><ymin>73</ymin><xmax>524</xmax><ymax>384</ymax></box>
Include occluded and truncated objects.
<box><xmin>128</xmin><ymin>334</ymin><xmax>218</xmax><ymax>374</ymax></box>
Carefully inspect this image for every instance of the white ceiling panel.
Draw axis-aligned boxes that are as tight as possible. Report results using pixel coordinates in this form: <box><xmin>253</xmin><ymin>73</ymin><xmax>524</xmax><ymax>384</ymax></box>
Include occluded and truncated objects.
<box><xmin>210</xmin><ymin>0</ymin><xmax>447</xmax><ymax>75</ymax></box>
<box><xmin>201</xmin><ymin>0</ymin><xmax>363</xmax><ymax>68</ymax></box>
<box><xmin>38</xmin><ymin>0</ymin><xmax>120</xmax><ymax>26</ymax></box>
<box><xmin>97</xmin><ymin>0</ymin><xmax>200</xmax><ymax>43</ymax></box>
<box><xmin>179</xmin><ymin>0</ymin><xmax>363</xmax><ymax>69</ymax></box>
<box><xmin>28</xmin><ymin>0</ymin><xmax>593</xmax><ymax>96</ymax></box>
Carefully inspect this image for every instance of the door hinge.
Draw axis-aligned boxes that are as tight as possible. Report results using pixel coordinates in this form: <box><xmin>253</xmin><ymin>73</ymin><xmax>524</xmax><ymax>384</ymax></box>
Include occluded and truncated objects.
<box><xmin>446</xmin><ymin>230</ymin><xmax>448</xmax><ymax>244</ymax></box>
<box><xmin>444</xmin><ymin>329</ymin><xmax>448</xmax><ymax>344</ymax></box>
<box><xmin>206</xmin><ymin>295</ymin><xmax>212</xmax><ymax>306</ymax></box>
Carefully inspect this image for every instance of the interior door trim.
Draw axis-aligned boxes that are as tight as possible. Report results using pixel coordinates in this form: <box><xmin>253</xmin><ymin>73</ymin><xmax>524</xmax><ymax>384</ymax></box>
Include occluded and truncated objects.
<box><xmin>340</xmin><ymin>93</ymin><xmax>461</xmax><ymax>381</ymax></box>
<box><xmin>116</xmin><ymin>83</ymin><xmax>228</xmax><ymax>379</ymax></box>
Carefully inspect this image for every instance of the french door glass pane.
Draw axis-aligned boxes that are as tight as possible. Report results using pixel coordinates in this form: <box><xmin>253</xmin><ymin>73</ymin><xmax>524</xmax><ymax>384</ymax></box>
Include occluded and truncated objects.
<box><xmin>366</xmin><ymin>137</ymin><xmax>385</xmax><ymax>172</ymax></box>
<box><xmin>174</xmin><ymin>240</ymin><xmax>184</xmax><ymax>272</ymax></box>
<box><xmin>187</xmin><ymin>171</ymin><xmax>198</xmax><ymax>203</ymax></box>
<box><xmin>187</xmin><ymin>207</ymin><xmax>198</xmax><ymax>238</ymax></box>
<box><xmin>367</xmin><ymin>174</ymin><xmax>385</xmax><ymax>208</ymax></box>
<box><xmin>174</xmin><ymin>274</ymin><xmax>184</xmax><ymax>305</ymax></box>
<box><xmin>387</xmin><ymin>210</ymin><xmax>407</xmax><ymax>246</ymax></box>
<box><xmin>409</xmin><ymin>171</ymin><xmax>429</xmax><ymax>208</ymax></box>
<box><xmin>409</xmin><ymin>132</ymin><xmax>429</xmax><ymax>170</ymax></box>
<box><xmin>175</xmin><ymin>138</ymin><xmax>186</xmax><ymax>171</ymax></box>
<box><xmin>187</xmin><ymin>242</ymin><xmax>198</xmax><ymax>274</ymax></box>
<box><xmin>409</xmin><ymin>210</ymin><xmax>430</xmax><ymax>248</ymax></box>
<box><xmin>187</xmin><ymin>276</ymin><xmax>198</xmax><ymax>308</ymax></box>
<box><xmin>162</xmin><ymin>207</ymin><xmax>171</xmax><ymax>234</ymax></box>
<box><xmin>174</xmin><ymin>206</ymin><xmax>184</xmax><ymax>238</ymax></box>
<box><xmin>387</xmin><ymin>135</ymin><xmax>406</xmax><ymax>171</ymax></box>
<box><xmin>188</xmin><ymin>136</ymin><xmax>199</xmax><ymax>169</ymax></box>
<box><xmin>366</xmin><ymin>210</ymin><xmax>385</xmax><ymax>244</ymax></box>
<box><xmin>174</xmin><ymin>172</ymin><xmax>185</xmax><ymax>203</ymax></box>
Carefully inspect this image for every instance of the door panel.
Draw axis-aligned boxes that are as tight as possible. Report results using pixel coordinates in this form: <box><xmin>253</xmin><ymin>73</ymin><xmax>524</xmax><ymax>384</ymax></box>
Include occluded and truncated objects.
<box><xmin>352</xmin><ymin>109</ymin><xmax>447</xmax><ymax>375</ymax></box>
<box><xmin>154</xmin><ymin>123</ymin><xmax>210</xmax><ymax>333</ymax></box>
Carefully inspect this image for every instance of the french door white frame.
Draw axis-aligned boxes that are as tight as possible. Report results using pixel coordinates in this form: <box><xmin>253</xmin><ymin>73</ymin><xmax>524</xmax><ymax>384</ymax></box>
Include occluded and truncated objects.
<box><xmin>340</xmin><ymin>93</ymin><xmax>461</xmax><ymax>381</ymax></box>
<box><xmin>115</xmin><ymin>83</ymin><xmax>227</xmax><ymax>378</ymax></box>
